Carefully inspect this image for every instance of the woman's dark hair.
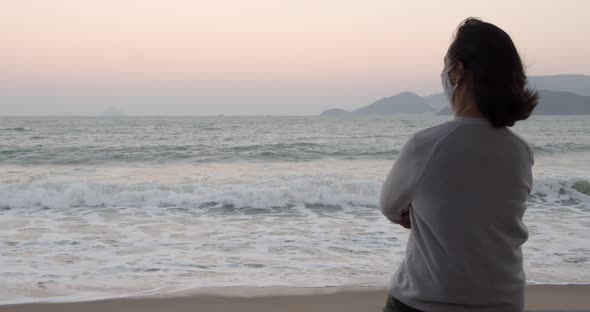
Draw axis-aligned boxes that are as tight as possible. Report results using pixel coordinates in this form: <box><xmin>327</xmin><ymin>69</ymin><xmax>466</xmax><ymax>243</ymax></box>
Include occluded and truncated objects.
<box><xmin>448</xmin><ymin>18</ymin><xmax>538</xmax><ymax>127</ymax></box>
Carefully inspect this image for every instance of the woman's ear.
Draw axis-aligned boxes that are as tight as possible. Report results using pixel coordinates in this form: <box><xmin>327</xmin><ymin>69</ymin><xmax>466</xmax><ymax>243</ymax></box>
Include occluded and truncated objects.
<box><xmin>453</xmin><ymin>61</ymin><xmax>464</xmax><ymax>85</ymax></box>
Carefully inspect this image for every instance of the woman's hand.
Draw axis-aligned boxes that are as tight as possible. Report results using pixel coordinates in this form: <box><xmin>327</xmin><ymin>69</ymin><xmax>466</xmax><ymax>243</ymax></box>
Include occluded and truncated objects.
<box><xmin>397</xmin><ymin>211</ymin><xmax>411</xmax><ymax>229</ymax></box>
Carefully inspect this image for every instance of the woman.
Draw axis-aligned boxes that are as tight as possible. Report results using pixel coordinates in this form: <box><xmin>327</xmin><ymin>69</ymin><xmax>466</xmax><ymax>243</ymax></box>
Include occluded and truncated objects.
<box><xmin>380</xmin><ymin>18</ymin><xmax>538</xmax><ymax>312</ymax></box>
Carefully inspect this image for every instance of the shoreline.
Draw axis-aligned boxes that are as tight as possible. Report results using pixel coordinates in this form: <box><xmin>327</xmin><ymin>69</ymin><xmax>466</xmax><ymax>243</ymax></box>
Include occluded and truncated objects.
<box><xmin>1</xmin><ymin>285</ymin><xmax>589</xmax><ymax>312</ymax></box>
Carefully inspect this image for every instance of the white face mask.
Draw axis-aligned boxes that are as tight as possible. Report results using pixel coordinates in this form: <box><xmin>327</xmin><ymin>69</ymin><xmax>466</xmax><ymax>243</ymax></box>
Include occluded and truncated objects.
<box><xmin>441</xmin><ymin>65</ymin><xmax>457</xmax><ymax>112</ymax></box>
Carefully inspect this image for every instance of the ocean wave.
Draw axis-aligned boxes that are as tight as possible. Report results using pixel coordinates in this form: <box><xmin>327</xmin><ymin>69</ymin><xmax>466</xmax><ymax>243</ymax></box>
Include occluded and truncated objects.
<box><xmin>1</xmin><ymin>178</ymin><xmax>588</xmax><ymax>211</ymax></box>
<box><xmin>0</xmin><ymin>144</ymin><xmax>400</xmax><ymax>165</ymax></box>
<box><xmin>532</xmin><ymin>143</ymin><xmax>590</xmax><ymax>155</ymax></box>
<box><xmin>0</xmin><ymin>179</ymin><xmax>381</xmax><ymax>210</ymax></box>
<box><xmin>1</xmin><ymin>127</ymin><xmax>31</xmax><ymax>132</ymax></box>
<box><xmin>529</xmin><ymin>179</ymin><xmax>590</xmax><ymax>209</ymax></box>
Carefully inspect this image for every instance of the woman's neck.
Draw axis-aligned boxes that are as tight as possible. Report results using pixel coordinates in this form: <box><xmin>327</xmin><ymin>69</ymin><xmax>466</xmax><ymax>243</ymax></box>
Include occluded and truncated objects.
<box><xmin>455</xmin><ymin>109</ymin><xmax>483</xmax><ymax>118</ymax></box>
<box><xmin>454</xmin><ymin>96</ymin><xmax>483</xmax><ymax>118</ymax></box>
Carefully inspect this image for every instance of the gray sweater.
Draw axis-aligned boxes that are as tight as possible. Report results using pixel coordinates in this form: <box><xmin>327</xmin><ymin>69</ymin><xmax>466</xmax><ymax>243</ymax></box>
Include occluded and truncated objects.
<box><xmin>380</xmin><ymin>117</ymin><xmax>533</xmax><ymax>312</ymax></box>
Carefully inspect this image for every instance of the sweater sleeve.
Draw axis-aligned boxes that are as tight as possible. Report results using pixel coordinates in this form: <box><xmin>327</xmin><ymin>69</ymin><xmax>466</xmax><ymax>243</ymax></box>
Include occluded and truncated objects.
<box><xmin>380</xmin><ymin>135</ymin><xmax>419</xmax><ymax>223</ymax></box>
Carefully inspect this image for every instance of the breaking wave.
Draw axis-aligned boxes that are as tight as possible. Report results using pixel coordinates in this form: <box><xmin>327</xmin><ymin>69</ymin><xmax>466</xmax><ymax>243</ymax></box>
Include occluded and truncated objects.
<box><xmin>1</xmin><ymin>177</ymin><xmax>588</xmax><ymax>211</ymax></box>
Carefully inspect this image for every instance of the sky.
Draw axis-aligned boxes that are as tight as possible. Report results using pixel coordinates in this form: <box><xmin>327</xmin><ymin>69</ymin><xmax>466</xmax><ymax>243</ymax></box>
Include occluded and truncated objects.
<box><xmin>1</xmin><ymin>0</ymin><xmax>589</xmax><ymax>116</ymax></box>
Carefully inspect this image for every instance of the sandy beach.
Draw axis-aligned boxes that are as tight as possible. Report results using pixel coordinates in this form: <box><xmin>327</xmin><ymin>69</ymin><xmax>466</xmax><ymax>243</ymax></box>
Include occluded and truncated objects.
<box><xmin>0</xmin><ymin>285</ymin><xmax>588</xmax><ymax>312</ymax></box>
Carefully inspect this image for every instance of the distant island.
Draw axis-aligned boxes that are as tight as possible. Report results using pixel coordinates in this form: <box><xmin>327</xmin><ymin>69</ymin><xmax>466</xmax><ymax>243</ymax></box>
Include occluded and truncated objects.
<box><xmin>528</xmin><ymin>74</ymin><xmax>590</xmax><ymax>96</ymax></box>
<box><xmin>320</xmin><ymin>92</ymin><xmax>433</xmax><ymax>116</ymax></box>
<box><xmin>321</xmin><ymin>74</ymin><xmax>590</xmax><ymax>116</ymax></box>
<box><xmin>436</xmin><ymin>90</ymin><xmax>590</xmax><ymax>115</ymax></box>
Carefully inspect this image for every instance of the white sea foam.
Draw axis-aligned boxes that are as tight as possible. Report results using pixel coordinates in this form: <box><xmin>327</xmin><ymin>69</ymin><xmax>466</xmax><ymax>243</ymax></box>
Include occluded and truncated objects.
<box><xmin>0</xmin><ymin>179</ymin><xmax>380</xmax><ymax>210</ymax></box>
<box><xmin>0</xmin><ymin>163</ymin><xmax>589</xmax><ymax>304</ymax></box>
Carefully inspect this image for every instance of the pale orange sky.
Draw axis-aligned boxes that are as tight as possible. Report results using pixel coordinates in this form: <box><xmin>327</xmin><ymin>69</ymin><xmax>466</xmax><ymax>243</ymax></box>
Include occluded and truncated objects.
<box><xmin>1</xmin><ymin>0</ymin><xmax>589</xmax><ymax>115</ymax></box>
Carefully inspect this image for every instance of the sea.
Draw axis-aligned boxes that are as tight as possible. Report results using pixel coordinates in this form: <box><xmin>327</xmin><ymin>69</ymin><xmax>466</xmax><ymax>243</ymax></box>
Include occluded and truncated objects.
<box><xmin>0</xmin><ymin>115</ymin><xmax>589</xmax><ymax>304</ymax></box>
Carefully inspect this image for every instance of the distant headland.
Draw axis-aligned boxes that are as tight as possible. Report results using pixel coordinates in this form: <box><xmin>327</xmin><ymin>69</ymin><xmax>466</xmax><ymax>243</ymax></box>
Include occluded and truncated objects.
<box><xmin>321</xmin><ymin>74</ymin><xmax>590</xmax><ymax>116</ymax></box>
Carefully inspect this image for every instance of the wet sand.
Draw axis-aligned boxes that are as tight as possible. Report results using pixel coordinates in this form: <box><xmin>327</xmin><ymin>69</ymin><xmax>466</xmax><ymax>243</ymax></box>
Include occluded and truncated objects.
<box><xmin>0</xmin><ymin>285</ymin><xmax>588</xmax><ymax>312</ymax></box>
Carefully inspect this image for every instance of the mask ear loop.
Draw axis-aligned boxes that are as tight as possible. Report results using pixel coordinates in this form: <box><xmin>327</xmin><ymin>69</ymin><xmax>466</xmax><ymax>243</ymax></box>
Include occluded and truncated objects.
<box><xmin>442</xmin><ymin>63</ymin><xmax>459</xmax><ymax>113</ymax></box>
<box><xmin>450</xmin><ymin>64</ymin><xmax>463</xmax><ymax>113</ymax></box>
<box><xmin>443</xmin><ymin>63</ymin><xmax>458</xmax><ymax>86</ymax></box>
